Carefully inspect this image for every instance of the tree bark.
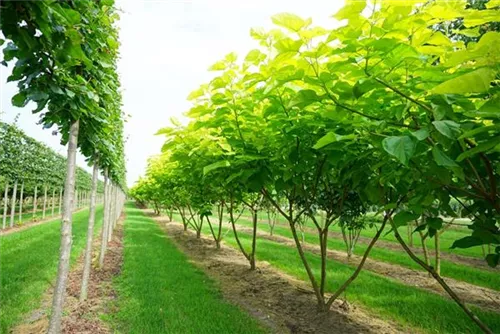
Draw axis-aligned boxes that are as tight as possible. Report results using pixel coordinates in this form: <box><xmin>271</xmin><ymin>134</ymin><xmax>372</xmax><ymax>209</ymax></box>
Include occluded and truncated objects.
<box><xmin>59</xmin><ymin>187</ymin><xmax>63</xmax><ymax>214</ymax></box>
<box><xmin>3</xmin><ymin>181</ymin><xmax>9</xmax><ymax>229</ymax></box>
<box><xmin>9</xmin><ymin>179</ymin><xmax>18</xmax><ymax>228</ymax></box>
<box><xmin>18</xmin><ymin>180</ymin><xmax>24</xmax><ymax>224</ymax></box>
<box><xmin>43</xmin><ymin>184</ymin><xmax>48</xmax><ymax>219</ymax></box>
<box><xmin>80</xmin><ymin>163</ymin><xmax>99</xmax><ymax>301</ymax></box>
<box><xmin>250</xmin><ymin>210</ymin><xmax>258</xmax><ymax>270</ymax></box>
<box><xmin>435</xmin><ymin>232</ymin><xmax>441</xmax><ymax>276</ymax></box>
<box><xmin>51</xmin><ymin>187</ymin><xmax>56</xmax><ymax>217</ymax></box>
<box><xmin>33</xmin><ymin>184</ymin><xmax>38</xmax><ymax>222</ymax></box>
<box><xmin>47</xmin><ymin>119</ymin><xmax>79</xmax><ymax>334</ymax></box>
<box><xmin>107</xmin><ymin>183</ymin><xmax>115</xmax><ymax>242</ymax></box>
<box><xmin>99</xmin><ymin>172</ymin><xmax>110</xmax><ymax>267</ymax></box>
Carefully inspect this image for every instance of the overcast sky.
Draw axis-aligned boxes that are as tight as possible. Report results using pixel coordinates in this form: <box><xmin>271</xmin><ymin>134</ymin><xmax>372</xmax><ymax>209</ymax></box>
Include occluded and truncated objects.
<box><xmin>0</xmin><ymin>0</ymin><xmax>343</xmax><ymax>187</ymax></box>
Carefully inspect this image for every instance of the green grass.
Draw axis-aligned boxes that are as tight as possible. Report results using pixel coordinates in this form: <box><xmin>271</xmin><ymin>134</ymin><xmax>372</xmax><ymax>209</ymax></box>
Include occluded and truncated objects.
<box><xmin>231</xmin><ymin>216</ymin><xmax>500</xmax><ymax>291</ymax></box>
<box><xmin>250</xmin><ymin>211</ymin><xmax>485</xmax><ymax>259</ymax></box>
<box><xmin>108</xmin><ymin>203</ymin><xmax>266</xmax><ymax>334</ymax></box>
<box><xmin>2</xmin><ymin>208</ymin><xmax>62</xmax><ymax>228</ymax></box>
<box><xmin>184</xmin><ymin>216</ymin><xmax>500</xmax><ymax>334</ymax></box>
<box><xmin>0</xmin><ymin>206</ymin><xmax>103</xmax><ymax>333</ymax></box>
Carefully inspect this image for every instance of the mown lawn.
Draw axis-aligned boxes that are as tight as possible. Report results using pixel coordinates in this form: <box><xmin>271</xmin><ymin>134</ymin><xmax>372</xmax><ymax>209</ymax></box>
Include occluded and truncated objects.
<box><xmin>0</xmin><ymin>207</ymin><xmax>103</xmax><ymax>333</ymax></box>
<box><xmin>108</xmin><ymin>203</ymin><xmax>266</xmax><ymax>334</ymax></box>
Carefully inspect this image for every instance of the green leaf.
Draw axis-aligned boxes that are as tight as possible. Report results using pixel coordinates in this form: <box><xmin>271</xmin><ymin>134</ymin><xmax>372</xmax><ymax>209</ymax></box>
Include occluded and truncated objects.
<box><xmin>411</xmin><ymin>128</ymin><xmax>429</xmax><ymax>141</ymax></box>
<box><xmin>333</xmin><ymin>0</ymin><xmax>366</xmax><ymax>21</ymax></box>
<box><xmin>382</xmin><ymin>136</ymin><xmax>416</xmax><ymax>166</ymax></box>
<box><xmin>393</xmin><ymin>211</ymin><xmax>420</xmax><ymax>227</ymax></box>
<box><xmin>456</xmin><ymin>137</ymin><xmax>500</xmax><ymax>161</ymax></box>
<box><xmin>353</xmin><ymin>79</ymin><xmax>376</xmax><ymax>99</ymax></box>
<box><xmin>12</xmin><ymin>92</ymin><xmax>27</xmax><ymax>107</ymax></box>
<box><xmin>432</xmin><ymin>68</ymin><xmax>497</xmax><ymax>94</ymax></box>
<box><xmin>426</xmin><ymin>217</ymin><xmax>443</xmax><ymax>230</ymax></box>
<box><xmin>203</xmin><ymin>161</ymin><xmax>230</xmax><ymax>176</ymax></box>
<box><xmin>485</xmin><ymin>254</ymin><xmax>499</xmax><ymax>268</ymax></box>
<box><xmin>432</xmin><ymin>147</ymin><xmax>458</xmax><ymax>167</ymax></box>
<box><xmin>451</xmin><ymin>236</ymin><xmax>483</xmax><ymax>249</ymax></box>
<box><xmin>432</xmin><ymin>120</ymin><xmax>460</xmax><ymax>139</ymax></box>
<box><xmin>271</xmin><ymin>13</ymin><xmax>308</xmax><ymax>32</ymax></box>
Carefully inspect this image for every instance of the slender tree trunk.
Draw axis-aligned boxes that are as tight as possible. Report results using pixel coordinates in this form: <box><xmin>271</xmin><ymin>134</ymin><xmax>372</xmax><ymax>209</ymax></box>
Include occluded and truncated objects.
<box><xmin>9</xmin><ymin>179</ymin><xmax>18</xmax><ymax>228</ymax></box>
<box><xmin>418</xmin><ymin>231</ymin><xmax>430</xmax><ymax>266</ymax></box>
<box><xmin>33</xmin><ymin>184</ymin><xmax>38</xmax><ymax>222</ymax></box>
<box><xmin>250</xmin><ymin>210</ymin><xmax>258</xmax><ymax>270</ymax></box>
<box><xmin>289</xmin><ymin>219</ymin><xmax>325</xmax><ymax>310</ymax></box>
<box><xmin>389</xmin><ymin>217</ymin><xmax>493</xmax><ymax>334</ymax></box>
<box><xmin>75</xmin><ymin>189</ymin><xmax>79</xmax><ymax>210</ymax></box>
<box><xmin>43</xmin><ymin>184</ymin><xmax>48</xmax><ymax>219</ymax></box>
<box><xmin>107</xmin><ymin>184</ymin><xmax>115</xmax><ymax>242</ymax></box>
<box><xmin>47</xmin><ymin>119</ymin><xmax>79</xmax><ymax>334</ymax></box>
<box><xmin>99</xmin><ymin>173</ymin><xmax>110</xmax><ymax>267</ymax></box>
<box><xmin>326</xmin><ymin>216</ymin><xmax>389</xmax><ymax>309</ymax></box>
<box><xmin>435</xmin><ymin>233</ymin><xmax>441</xmax><ymax>276</ymax></box>
<box><xmin>80</xmin><ymin>163</ymin><xmax>99</xmax><ymax>301</ymax></box>
<box><xmin>59</xmin><ymin>187</ymin><xmax>63</xmax><ymax>214</ymax></box>
<box><xmin>2</xmin><ymin>181</ymin><xmax>9</xmax><ymax>229</ymax></box>
<box><xmin>18</xmin><ymin>181</ymin><xmax>24</xmax><ymax>224</ymax></box>
<box><xmin>51</xmin><ymin>187</ymin><xmax>56</xmax><ymax>217</ymax></box>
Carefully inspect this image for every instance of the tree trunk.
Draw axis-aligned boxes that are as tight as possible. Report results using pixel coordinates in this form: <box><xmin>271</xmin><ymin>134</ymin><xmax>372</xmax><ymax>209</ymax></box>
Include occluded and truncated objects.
<box><xmin>80</xmin><ymin>163</ymin><xmax>99</xmax><ymax>302</ymax></box>
<box><xmin>9</xmin><ymin>179</ymin><xmax>18</xmax><ymax>228</ymax></box>
<box><xmin>18</xmin><ymin>181</ymin><xmax>24</xmax><ymax>224</ymax></box>
<box><xmin>326</xmin><ymin>216</ymin><xmax>389</xmax><ymax>309</ymax></box>
<box><xmin>43</xmin><ymin>184</ymin><xmax>48</xmax><ymax>219</ymax></box>
<box><xmin>250</xmin><ymin>210</ymin><xmax>258</xmax><ymax>270</ymax></box>
<box><xmin>99</xmin><ymin>172</ymin><xmax>110</xmax><ymax>267</ymax></box>
<box><xmin>289</xmin><ymin>219</ymin><xmax>325</xmax><ymax>310</ymax></box>
<box><xmin>435</xmin><ymin>233</ymin><xmax>441</xmax><ymax>276</ymax></box>
<box><xmin>389</xmin><ymin>217</ymin><xmax>493</xmax><ymax>334</ymax></box>
<box><xmin>51</xmin><ymin>187</ymin><xmax>56</xmax><ymax>217</ymax></box>
<box><xmin>418</xmin><ymin>231</ymin><xmax>430</xmax><ymax>266</ymax></box>
<box><xmin>2</xmin><ymin>181</ymin><xmax>9</xmax><ymax>229</ymax></box>
<box><xmin>107</xmin><ymin>183</ymin><xmax>115</xmax><ymax>242</ymax></box>
<box><xmin>47</xmin><ymin>119</ymin><xmax>79</xmax><ymax>334</ymax></box>
<box><xmin>59</xmin><ymin>187</ymin><xmax>63</xmax><ymax>215</ymax></box>
<box><xmin>33</xmin><ymin>184</ymin><xmax>38</xmax><ymax>222</ymax></box>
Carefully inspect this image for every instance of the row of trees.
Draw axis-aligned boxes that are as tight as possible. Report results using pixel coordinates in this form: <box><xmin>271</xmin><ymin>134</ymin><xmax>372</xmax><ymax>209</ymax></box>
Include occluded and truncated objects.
<box><xmin>131</xmin><ymin>1</ymin><xmax>499</xmax><ymax>333</ymax></box>
<box><xmin>0</xmin><ymin>121</ymin><xmax>106</xmax><ymax>229</ymax></box>
<box><xmin>1</xmin><ymin>0</ymin><xmax>127</xmax><ymax>332</ymax></box>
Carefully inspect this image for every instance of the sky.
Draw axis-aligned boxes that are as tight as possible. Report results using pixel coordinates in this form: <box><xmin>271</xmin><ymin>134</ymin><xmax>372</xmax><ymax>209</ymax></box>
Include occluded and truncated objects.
<box><xmin>0</xmin><ymin>0</ymin><xmax>344</xmax><ymax>187</ymax></box>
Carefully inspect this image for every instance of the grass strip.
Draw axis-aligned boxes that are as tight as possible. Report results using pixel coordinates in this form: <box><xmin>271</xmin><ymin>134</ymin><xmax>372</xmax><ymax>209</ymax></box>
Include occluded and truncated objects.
<box><xmin>108</xmin><ymin>203</ymin><xmax>266</xmax><ymax>334</ymax></box>
<box><xmin>0</xmin><ymin>206</ymin><xmax>103</xmax><ymax>333</ymax></box>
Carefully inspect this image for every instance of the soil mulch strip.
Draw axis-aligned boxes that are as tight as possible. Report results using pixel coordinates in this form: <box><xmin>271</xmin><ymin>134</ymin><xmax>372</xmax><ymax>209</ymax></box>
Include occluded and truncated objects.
<box><xmin>151</xmin><ymin>212</ymin><xmax>406</xmax><ymax>334</ymax></box>
<box><xmin>11</xmin><ymin>215</ymin><xmax>125</xmax><ymax>334</ymax></box>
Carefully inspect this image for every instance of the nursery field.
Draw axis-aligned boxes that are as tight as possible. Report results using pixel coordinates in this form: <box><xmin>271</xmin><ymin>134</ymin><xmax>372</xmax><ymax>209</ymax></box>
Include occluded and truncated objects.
<box><xmin>2</xmin><ymin>0</ymin><xmax>500</xmax><ymax>333</ymax></box>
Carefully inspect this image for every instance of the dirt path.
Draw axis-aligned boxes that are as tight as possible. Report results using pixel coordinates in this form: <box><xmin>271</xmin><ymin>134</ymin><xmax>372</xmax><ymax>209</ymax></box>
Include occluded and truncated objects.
<box><xmin>233</xmin><ymin>225</ymin><xmax>500</xmax><ymax>313</ymax></box>
<box><xmin>152</xmin><ymin>214</ymin><xmax>407</xmax><ymax>334</ymax></box>
<box><xmin>0</xmin><ymin>208</ymin><xmax>86</xmax><ymax>237</ymax></box>
<box><xmin>11</xmin><ymin>215</ymin><xmax>125</xmax><ymax>334</ymax></box>
<box><xmin>237</xmin><ymin>215</ymin><xmax>497</xmax><ymax>272</ymax></box>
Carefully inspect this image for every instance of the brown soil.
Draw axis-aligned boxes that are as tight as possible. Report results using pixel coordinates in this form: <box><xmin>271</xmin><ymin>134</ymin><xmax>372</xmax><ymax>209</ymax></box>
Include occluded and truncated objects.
<box><xmin>233</xmin><ymin>225</ymin><xmax>500</xmax><ymax>313</ymax></box>
<box><xmin>11</xmin><ymin>215</ymin><xmax>125</xmax><ymax>334</ymax></box>
<box><xmin>239</xmin><ymin>215</ymin><xmax>497</xmax><ymax>272</ymax></box>
<box><xmin>151</xmin><ymin>213</ymin><xmax>407</xmax><ymax>334</ymax></box>
<box><xmin>0</xmin><ymin>208</ymin><xmax>86</xmax><ymax>237</ymax></box>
